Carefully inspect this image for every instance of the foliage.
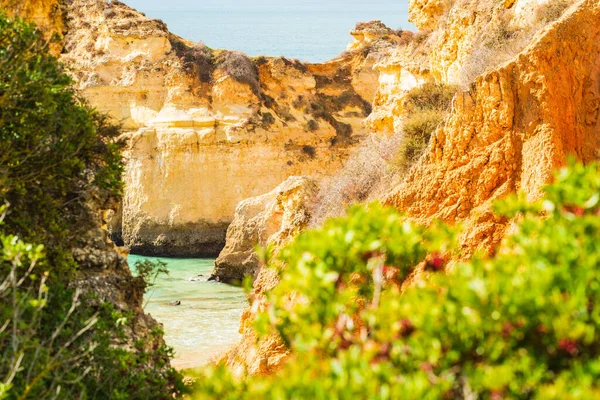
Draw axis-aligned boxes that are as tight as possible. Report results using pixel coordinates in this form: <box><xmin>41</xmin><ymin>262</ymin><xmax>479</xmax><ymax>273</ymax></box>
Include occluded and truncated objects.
<box><xmin>0</xmin><ymin>14</ymin><xmax>183</xmax><ymax>399</ymax></box>
<box><xmin>0</xmin><ymin>11</ymin><xmax>124</xmax><ymax>279</ymax></box>
<box><xmin>396</xmin><ymin>82</ymin><xmax>456</xmax><ymax>170</ymax></box>
<box><xmin>171</xmin><ymin>39</ymin><xmax>215</xmax><ymax>83</ymax></box>
<box><xmin>313</xmin><ymin>81</ymin><xmax>455</xmax><ymax>224</ymax></box>
<box><xmin>191</xmin><ymin>160</ymin><xmax>600</xmax><ymax>399</ymax></box>
<box><xmin>134</xmin><ymin>259</ymin><xmax>169</xmax><ymax>289</ymax></box>
<box><xmin>218</xmin><ymin>51</ymin><xmax>260</xmax><ymax>94</ymax></box>
<box><xmin>0</xmin><ymin>226</ymin><xmax>182</xmax><ymax>399</ymax></box>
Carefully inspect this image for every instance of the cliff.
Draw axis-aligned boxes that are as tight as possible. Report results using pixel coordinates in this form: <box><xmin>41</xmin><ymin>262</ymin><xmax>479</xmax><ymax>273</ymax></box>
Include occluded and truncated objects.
<box><xmin>220</xmin><ymin>0</ymin><xmax>599</xmax><ymax>374</ymax></box>
<box><xmin>386</xmin><ymin>0</ymin><xmax>599</xmax><ymax>255</ymax></box>
<box><xmin>55</xmin><ymin>1</ymin><xmax>403</xmax><ymax>257</ymax></box>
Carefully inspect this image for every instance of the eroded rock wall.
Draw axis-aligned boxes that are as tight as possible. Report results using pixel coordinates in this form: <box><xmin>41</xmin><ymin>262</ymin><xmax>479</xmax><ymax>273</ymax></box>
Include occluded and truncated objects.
<box><xmin>57</xmin><ymin>1</ymin><xmax>401</xmax><ymax>256</ymax></box>
<box><xmin>212</xmin><ymin>176</ymin><xmax>319</xmax><ymax>283</ymax></box>
<box><xmin>387</xmin><ymin>0</ymin><xmax>600</xmax><ymax>254</ymax></box>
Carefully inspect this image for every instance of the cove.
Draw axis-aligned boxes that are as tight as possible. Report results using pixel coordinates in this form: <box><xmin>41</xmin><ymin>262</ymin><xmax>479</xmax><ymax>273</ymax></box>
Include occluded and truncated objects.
<box><xmin>128</xmin><ymin>255</ymin><xmax>247</xmax><ymax>369</ymax></box>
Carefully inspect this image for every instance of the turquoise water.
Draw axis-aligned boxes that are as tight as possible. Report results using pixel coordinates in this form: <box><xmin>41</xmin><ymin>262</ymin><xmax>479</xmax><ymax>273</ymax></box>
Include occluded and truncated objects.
<box><xmin>128</xmin><ymin>255</ymin><xmax>247</xmax><ymax>369</ymax></box>
<box><xmin>124</xmin><ymin>0</ymin><xmax>415</xmax><ymax>62</ymax></box>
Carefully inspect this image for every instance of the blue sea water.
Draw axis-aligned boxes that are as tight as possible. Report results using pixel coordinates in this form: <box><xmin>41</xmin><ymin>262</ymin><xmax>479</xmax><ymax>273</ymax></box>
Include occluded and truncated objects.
<box><xmin>128</xmin><ymin>255</ymin><xmax>247</xmax><ymax>369</ymax></box>
<box><xmin>123</xmin><ymin>0</ymin><xmax>414</xmax><ymax>62</ymax></box>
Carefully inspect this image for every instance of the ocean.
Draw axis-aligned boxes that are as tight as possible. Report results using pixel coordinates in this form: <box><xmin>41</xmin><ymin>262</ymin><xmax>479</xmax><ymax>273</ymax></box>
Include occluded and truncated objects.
<box><xmin>123</xmin><ymin>0</ymin><xmax>414</xmax><ymax>63</ymax></box>
<box><xmin>128</xmin><ymin>255</ymin><xmax>247</xmax><ymax>369</ymax></box>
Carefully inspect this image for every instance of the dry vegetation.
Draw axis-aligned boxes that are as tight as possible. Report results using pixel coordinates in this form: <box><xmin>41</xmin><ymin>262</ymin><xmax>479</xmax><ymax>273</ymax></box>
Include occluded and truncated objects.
<box><xmin>398</xmin><ymin>82</ymin><xmax>457</xmax><ymax>167</ymax></box>
<box><xmin>458</xmin><ymin>0</ymin><xmax>574</xmax><ymax>87</ymax></box>
<box><xmin>311</xmin><ymin>133</ymin><xmax>404</xmax><ymax>225</ymax></box>
<box><xmin>170</xmin><ymin>39</ymin><xmax>215</xmax><ymax>83</ymax></box>
<box><xmin>313</xmin><ymin>82</ymin><xmax>457</xmax><ymax>224</ymax></box>
<box><xmin>218</xmin><ymin>50</ymin><xmax>260</xmax><ymax>94</ymax></box>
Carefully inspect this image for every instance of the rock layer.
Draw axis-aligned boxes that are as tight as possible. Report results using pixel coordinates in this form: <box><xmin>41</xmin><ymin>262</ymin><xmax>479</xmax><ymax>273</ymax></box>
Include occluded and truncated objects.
<box><xmin>212</xmin><ymin>176</ymin><xmax>319</xmax><ymax>283</ymax></box>
<box><xmin>387</xmin><ymin>0</ymin><xmax>600</xmax><ymax>254</ymax></box>
<box><xmin>56</xmin><ymin>1</ymin><xmax>403</xmax><ymax>256</ymax></box>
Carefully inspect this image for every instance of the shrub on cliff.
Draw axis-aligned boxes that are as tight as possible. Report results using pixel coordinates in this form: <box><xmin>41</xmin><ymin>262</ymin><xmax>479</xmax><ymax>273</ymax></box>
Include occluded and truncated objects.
<box><xmin>0</xmin><ymin>13</ymin><xmax>182</xmax><ymax>398</ymax></box>
<box><xmin>313</xmin><ymin>82</ymin><xmax>455</xmax><ymax>224</ymax></box>
<box><xmin>311</xmin><ymin>134</ymin><xmax>404</xmax><ymax>225</ymax></box>
<box><xmin>171</xmin><ymin>39</ymin><xmax>215</xmax><ymax>83</ymax></box>
<box><xmin>218</xmin><ymin>51</ymin><xmax>260</xmax><ymax>94</ymax></box>
<box><xmin>191</xmin><ymin>160</ymin><xmax>600</xmax><ymax>399</ymax></box>
<box><xmin>396</xmin><ymin>82</ymin><xmax>456</xmax><ymax>169</ymax></box>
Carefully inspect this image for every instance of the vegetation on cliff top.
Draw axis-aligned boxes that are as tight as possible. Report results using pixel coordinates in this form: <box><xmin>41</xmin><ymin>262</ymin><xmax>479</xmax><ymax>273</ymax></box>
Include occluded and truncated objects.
<box><xmin>0</xmin><ymin>13</ymin><xmax>182</xmax><ymax>398</ymax></box>
<box><xmin>191</xmin><ymin>160</ymin><xmax>600</xmax><ymax>398</ymax></box>
<box><xmin>313</xmin><ymin>81</ymin><xmax>456</xmax><ymax>224</ymax></box>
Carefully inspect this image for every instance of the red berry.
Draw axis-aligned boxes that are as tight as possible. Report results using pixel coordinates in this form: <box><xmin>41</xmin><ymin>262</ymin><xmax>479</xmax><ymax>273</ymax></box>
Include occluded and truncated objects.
<box><xmin>399</xmin><ymin>319</ymin><xmax>415</xmax><ymax>337</ymax></box>
<box><xmin>491</xmin><ymin>390</ymin><xmax>504</xmax><ymax>400</ymax></box>
<box><xmin>425</xmin><ymin>252</ymin><xmax>446</xmax><ymax>272</ymax></box>
<box><xmin>502</xmin><ymin>323</ymin><xmax>515</xmax><ymax>338</ymax></box>
<box><xmin>558</xmin><ymin>339</ymin><xmax>578</xmax><ymax>356</ymax></box>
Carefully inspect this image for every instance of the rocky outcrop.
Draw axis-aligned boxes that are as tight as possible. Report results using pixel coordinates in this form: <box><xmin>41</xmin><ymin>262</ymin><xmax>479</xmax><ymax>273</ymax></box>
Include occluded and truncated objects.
<box><xmin>53</xmin><ymin>1</ymin><xmax>404</xmax><ymax>257</ymax></box>
<box><xmin>386</xmin><ymin>0</ymin><xmax>600</xmax><ymax>254</ymax></box>
<box><xmin>212</xmin><ymin>176</ymin><xmax>319</xmax><ymax>283</ymax></box>
<box><xmin>425</xmin><ymin>0</ymin><xmax>578</xmax><ymax>85</ymax></box>
<box><xmin>217</xmin><ymin>177</ymin><xmax>320</xmax><ymax>374</ymax></box>
<box><xmin>365</xmin><ymin>39</ymin><xmax>431</xmax><ymax>135</ymax></box>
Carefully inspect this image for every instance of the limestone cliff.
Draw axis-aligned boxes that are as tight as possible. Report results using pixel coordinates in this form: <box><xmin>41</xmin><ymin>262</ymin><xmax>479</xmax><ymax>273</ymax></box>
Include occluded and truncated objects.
<box><xmin>220</xmin><ymin>0</ymin><xmax>600</xmax><ymax>374</ymax></box>
<box><xmin>386</xmin><ymin>0</ymin><xmax>600</xmax><ymax>255</ymax></box>
<box><xmin>55</xmin><ymin>1</ymin><xmax>403</xmax><ymax>257</ymax></box>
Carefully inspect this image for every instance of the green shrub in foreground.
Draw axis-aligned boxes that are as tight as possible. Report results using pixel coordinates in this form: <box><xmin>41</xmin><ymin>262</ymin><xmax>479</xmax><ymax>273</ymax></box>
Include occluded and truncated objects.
<box><xmin>0</xmin><ymin>13</ymin><xmax>183</xmax><ymax>398</ymax></box>
<box><xmin>191</xmin><ymin>160</ymin><xmax>600</xmax><ymax>399</ymax></box>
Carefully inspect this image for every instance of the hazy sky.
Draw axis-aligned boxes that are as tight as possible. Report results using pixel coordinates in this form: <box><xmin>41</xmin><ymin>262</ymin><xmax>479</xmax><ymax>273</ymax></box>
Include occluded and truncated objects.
<box><xmin>122</xmin><ymin>0</ymin><xmax>414</xmax><ymax>61</ymax></box>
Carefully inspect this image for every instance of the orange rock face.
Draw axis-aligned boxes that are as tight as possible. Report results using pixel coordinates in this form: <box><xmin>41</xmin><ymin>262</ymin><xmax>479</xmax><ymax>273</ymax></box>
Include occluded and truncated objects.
<box><xmin>387</xmin><ymin>0</ymin><xmax>600</xmax><ymax>254</ymax></box>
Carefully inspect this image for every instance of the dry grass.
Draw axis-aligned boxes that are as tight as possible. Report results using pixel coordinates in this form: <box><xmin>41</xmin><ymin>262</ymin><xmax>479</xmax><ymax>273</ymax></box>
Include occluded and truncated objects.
<box><xmin>395</xmin><ymin>82</ymin><xmax>457</xmax><ymax>170</ymax></box>
<box><xmin>311</xmin><ymin>133</ymin><xmax>404</xmax><ymax>225</ymax></box>
<box><xmin>312</xmin><ymin>81</ymin><xmax>456</xmax><ymax>225</ymax></box>
<box><xmin>535</xmin><ymin>0</ymin><xmax>572</xmax><ymax>23</ymax></box>
<box><xmin>458</xmin><ymin>0</ymin><xmax>575</xmax><ymax>87</ymax></box>
<box><xmin>218</xmin><ymin>51</ymin><xmax>260</xmax><ymax>94</ymax></box>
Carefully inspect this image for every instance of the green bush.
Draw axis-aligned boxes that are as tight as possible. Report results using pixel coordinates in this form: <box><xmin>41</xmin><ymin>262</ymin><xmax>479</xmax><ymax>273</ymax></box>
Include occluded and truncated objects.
<box><xmin>191</xmin><ymin>160</ymin><xmax>600</xmax><ymax>399</ymax></box>
<box><xmin>0</xmin><ymin>11</ymin><xmax>124</xmax><ymax>279</ymax></box>
<box><xmin>395</xmin><ymin>82</ymin><xmax>457</xmax><ymax>171</ymax></box>
<box><xmin>0</xmin><ymin>223</ymin><xmax>182</xmax><ymax>399</ymax></box>
<box><xmin>0</xmin><ymin>13</ymin><xmax>183</xmax><ymax>399</ymax></box>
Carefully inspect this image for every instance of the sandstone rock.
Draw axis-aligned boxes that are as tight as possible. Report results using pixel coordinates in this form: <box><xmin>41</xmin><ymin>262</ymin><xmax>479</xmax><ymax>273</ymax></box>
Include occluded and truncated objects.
<box><xmin>212</xmin><ymin>176</ymin><xmax>319</xmax><ymax>283</ymax></box>
<box><xmin>387</xmin><ymin>0</ymin><xmax>600</xmax><ymax>255</ymax></box>
<box><xmin>48</xmin><ymin>1</ymin><xmax>403</xmax><ymax>256</ymax></box>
